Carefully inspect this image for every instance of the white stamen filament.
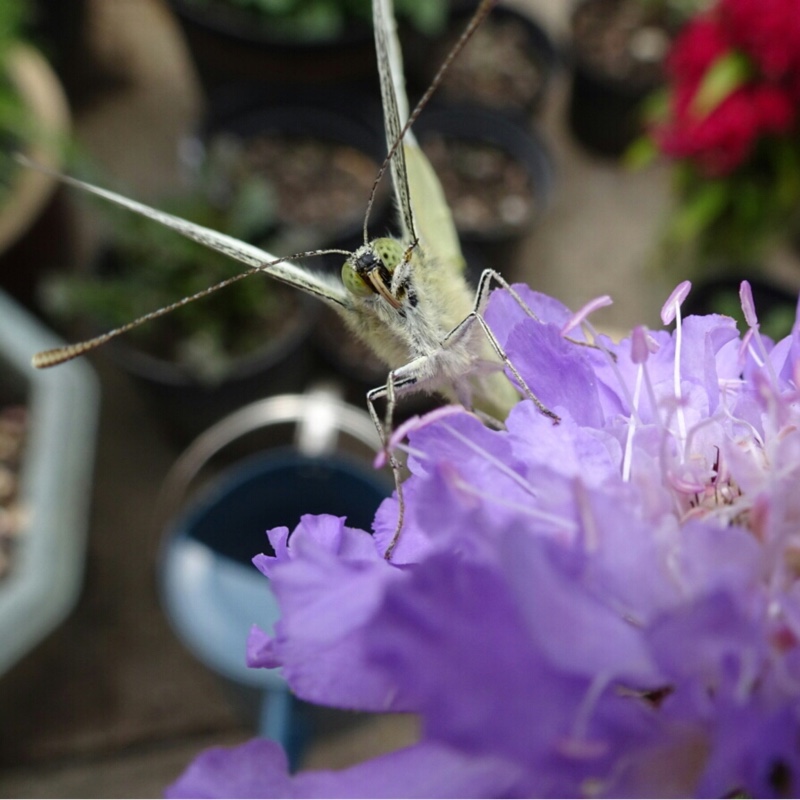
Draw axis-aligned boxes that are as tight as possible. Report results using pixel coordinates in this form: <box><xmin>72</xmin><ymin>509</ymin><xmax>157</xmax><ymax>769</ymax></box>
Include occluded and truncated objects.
<box><xmin>622</xmin><ymin>366</ymin><xmax>644</xmax><ymax>482</ymax></box>
<box><xmin>673</xmin><ymin>300</ymin><xmax>688</xmax><ymax>453</ymax></box>
<box><xmin>449</xmin><ymin>472</ymin><xmax>578</xmax><ymax>532</ymax></box>
<box><xmin>441</xmin><ymin>422</ymin><xmax>539</xmax><ymax>500</ymax></box>
<box><xmin>571</xmin><ymin>672</ymin><xmax>612</xmax><ymax>742</ymax></box>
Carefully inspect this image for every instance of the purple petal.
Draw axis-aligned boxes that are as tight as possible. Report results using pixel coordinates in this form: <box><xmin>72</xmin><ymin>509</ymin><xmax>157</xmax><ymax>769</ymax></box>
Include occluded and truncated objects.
<box><xmin>167</xmin><ymin>738</ymin><xmax>526</xmax><ymax>799</ymax></box>
<box><xmin>249</xmin><ymin>515</ymin><xmax>407</xmax><ymax>710</ymax></box>
<box><xmin>367</xmin><ymin>552</ymin><xmax>589</xmax><ymax>765</ymax></box>
<box><xmin>505</xmin><ymin>320</ymin><xmax>604</xmax><ymax>428</ymax></box>
<box><xmin>166</xmin><ymin>739</ymin><xmax>292</xmax><ymax>799</ymax></box>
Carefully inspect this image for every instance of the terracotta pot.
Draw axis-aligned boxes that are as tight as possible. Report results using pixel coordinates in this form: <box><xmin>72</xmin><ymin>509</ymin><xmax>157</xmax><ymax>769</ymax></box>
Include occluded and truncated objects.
<box><xmin>0</xmin><ymin>45</ymin><xmax>72</xmax><ymax>310</ymax></box>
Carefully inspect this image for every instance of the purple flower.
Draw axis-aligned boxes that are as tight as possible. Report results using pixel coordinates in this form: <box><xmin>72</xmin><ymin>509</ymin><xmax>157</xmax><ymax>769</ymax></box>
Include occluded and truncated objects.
<box><xmin>168</xmin><ymin>281</ymin><xmax>800</xmax><ymax>798</ymax></box>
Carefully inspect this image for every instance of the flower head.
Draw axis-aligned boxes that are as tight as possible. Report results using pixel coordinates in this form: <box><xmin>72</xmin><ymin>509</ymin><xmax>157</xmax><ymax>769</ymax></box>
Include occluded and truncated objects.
<box><xmin>169</xmin><ymin>282</ymin><xmax>800</xmax><ymax>798</ymax></box>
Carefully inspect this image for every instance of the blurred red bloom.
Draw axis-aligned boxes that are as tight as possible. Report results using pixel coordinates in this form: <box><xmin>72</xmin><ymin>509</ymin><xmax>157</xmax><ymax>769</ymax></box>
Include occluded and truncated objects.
<box><xmin>657</xmin><ymin>86</ymin><xmax>758</xmax><ymax>175</ymax></box>
<box><xmin>653</xmin><ymin>0</ymin><xmax>799</xmax><ymax>176</ymax></box>
<box><xmin>666</xmin><ymin>14</ymin><xmax>730</xmax><ymax>83</ymax></box>
<box><xmin>720</xmin><ymin>0</ymin><xmax>800</xmax><ymax>80</ymax></box>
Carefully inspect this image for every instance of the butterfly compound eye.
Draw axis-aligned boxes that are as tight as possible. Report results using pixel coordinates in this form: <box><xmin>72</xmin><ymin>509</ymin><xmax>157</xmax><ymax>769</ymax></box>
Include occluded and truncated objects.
<box><xmin>341</xmin><ymin>258</ymin><xmax>373</xmax><ymax>297</ymax></box>
<box><xmin>372</xmin><ymin>238</ymin><xmax>405</xmax><ymax>272</ymax></box>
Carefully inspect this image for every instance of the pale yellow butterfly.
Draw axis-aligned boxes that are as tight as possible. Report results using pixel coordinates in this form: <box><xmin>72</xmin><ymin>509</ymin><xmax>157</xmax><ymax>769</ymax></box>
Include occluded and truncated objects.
<box><xmin>26</xmin><ymin>0</ymin><xmax>557</xmax><ymax>558</ymax></box>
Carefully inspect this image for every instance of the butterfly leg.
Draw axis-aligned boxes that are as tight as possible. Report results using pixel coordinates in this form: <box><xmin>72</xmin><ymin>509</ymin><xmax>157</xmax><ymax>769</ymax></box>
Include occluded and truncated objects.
<box><xmin>366</xmin><ymin>369</ymin><xmax>418</xmax><ymax>561</ymax></box>
<box><xmin>479</xmin><ymin>269</ymin><xmax>610</xmax><ymax>355</ymax></box>
<box><xmin>446</xmin><ymin>269</ymin><xmax>560</xmax><ymax>423</ymax></box>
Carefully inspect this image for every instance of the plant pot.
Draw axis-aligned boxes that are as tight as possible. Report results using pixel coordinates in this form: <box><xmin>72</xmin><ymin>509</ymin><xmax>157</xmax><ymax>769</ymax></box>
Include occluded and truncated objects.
<box><xmin>567</xmin><ymin>0</ymin><xmax>673</xmax><ymax>158</ymax></box>
<box><xmin>412</xmin><ymin>104</ymin><xmax>554</xmax><ymax>265</ymax></box>
<box><xmin>165</xmin><ymin>0</ymin><xmax>379</xmax><ymax>105</ymax></box>
<box><xmin>0</xmin><ymin>44</ymin><xmax>72</xmax><ymax>310</ymax></box>
<box><xmin>405</xmin><ymin>3</ymin><xmax>559</xmax><ymax>120</ymax></box>
<box><xmin>682</xmin><ymin>273</ymin><xmax>799</xmax><ymax>342</ymax></box>
<box><xmin>105</xmin><ymin>286</ymin><xmax>319</xmax><ymax>446</ymax></box>
<box><xmin>70</xmin><ymin>98</ymin><xmax>395</xmax><ymax>444</ymax></box>
<box><xmin>0</xmin><ymin>288</ymin><xmax>99</xmax><ymax>677</ymax></box>
<box><xmin>198</xmin><ymin>99</ymin><xmax>390</xmax><ymax>250</ymax></box>
<box><xmin>158</xmin><ymin>388</ymin><xmax>391</xmax><ymax>760</ymax></box>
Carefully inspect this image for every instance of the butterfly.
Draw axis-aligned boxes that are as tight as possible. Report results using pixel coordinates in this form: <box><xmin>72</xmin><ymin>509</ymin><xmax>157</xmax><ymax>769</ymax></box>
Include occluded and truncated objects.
<box><xmin>27</xmin><ymin>0</ymin><xmax>558</xmax><ymax>558</ymax></box>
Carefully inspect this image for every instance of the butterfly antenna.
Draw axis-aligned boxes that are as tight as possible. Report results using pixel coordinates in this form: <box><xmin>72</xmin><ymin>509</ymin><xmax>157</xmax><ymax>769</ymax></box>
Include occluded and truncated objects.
<box><xmin>362</xmin><ymin>0</ymin><xmax>496</xmax><ymax>243</ymax></box>
<box><xmin>32</xmin><ymin>247</ymin><xmax>351</xmax><ymax>369</ymax></box>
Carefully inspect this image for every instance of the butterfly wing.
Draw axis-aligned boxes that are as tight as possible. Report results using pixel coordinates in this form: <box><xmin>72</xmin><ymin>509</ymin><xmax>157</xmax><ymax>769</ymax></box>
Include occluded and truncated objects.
<box><xmin>371</xmin><ymin>0</ymin><xmax>464</xmax><ymax>275</ymax></box>
<box><xmin>20</xmin><ymin>159</ymin><xmax>351</xmax><ymax>309</ymax></box>
<box><xmin>403</xmin><ymin>144</ymin><xmax>465</xmax><ymax>275</ymax></box>
<box><xmin>371</xmin><ymin>0</ymin><xmax>416</xmax><ymax>244</ymax></box>
<box><xmin>21</xmin><ymin>158</ymin><xmax>358</xmax><ymax>368</ymax></box>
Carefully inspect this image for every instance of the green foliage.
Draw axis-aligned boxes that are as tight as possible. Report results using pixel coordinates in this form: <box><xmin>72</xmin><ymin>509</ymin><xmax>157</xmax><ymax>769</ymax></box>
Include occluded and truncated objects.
<box><xmin>45</xmin><ymin>140</ymin><xmax>292</xmax><ymax>383</ymax></box>
<box><xmin>183</xmin><ymin>0</ymin><xmax>449</xmax><ymax>39</ymax></box>
<box><xmin>0</xmin><ymin>0</ymin><xmax>26</xmax><ymax>53</ymax></box>
<box><xmin>690</xmin><ymin>51</ymin><xmax>752</xmax><ymax>115</ymax></box>
<box><xmin>659</xmin><ymin>137</ymin><xmax>800</xmax><ymax>271</ymax></box>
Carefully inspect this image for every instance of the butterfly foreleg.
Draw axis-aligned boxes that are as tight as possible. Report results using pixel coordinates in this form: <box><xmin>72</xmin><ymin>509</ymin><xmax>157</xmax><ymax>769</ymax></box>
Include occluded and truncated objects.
<box><xmin>477</xmin><ymin>269</ymin><xmax>607</xmax><ymax>354</ymax></box>
<box><xmin>446</xmin><ymin>269</ymin><xmax>560</xmax><ymax>423</ymax></box>
<box><xmin>366</xmin><ymin>369</ymin><xmax>419</xmax><ymax>561</ymax></box>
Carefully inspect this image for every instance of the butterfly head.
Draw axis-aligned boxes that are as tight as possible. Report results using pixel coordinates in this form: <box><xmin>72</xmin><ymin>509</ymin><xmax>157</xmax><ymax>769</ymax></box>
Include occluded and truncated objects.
<box><xmin>342</xmin><ymin>238</ymin><xmax>410</xmax><ymax>310</ymax></box>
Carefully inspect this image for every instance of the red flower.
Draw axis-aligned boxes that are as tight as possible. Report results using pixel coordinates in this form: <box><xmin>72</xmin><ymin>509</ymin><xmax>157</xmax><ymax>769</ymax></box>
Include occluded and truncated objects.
<box><xmin>720</xmin><ymin>0</ymin><xmax>800</xmax><ymax>80</ymax></box>
<box><xmin>656</xmin><ymin>86</ymin><xmax>758</xmax><ymax>175</ymax></box>
<box><xmin>750</xmin><ymin>84</ymin><xmax>796</xmax><ymax>134</ymax></box>
<box><xmin>666</xmin><ymin>14</ymin><xmax>731</xmax><ymax>83</ymax></box>
<box><xmin>653</xmin><ymin>0</ymin><xmax>800</xmax><ymax>176</ymax></box>
<box><xmin>655</xmin><ymin>80</ymin><xmax>795</xmax><ymax>176</ymax></box>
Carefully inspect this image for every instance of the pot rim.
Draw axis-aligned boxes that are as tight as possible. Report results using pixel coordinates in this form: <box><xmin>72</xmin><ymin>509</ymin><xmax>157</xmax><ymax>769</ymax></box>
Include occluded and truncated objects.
<box><xmin>0</xmin><ymin>44</ymin><xmax>70</xmax><ymax>253</ymax></box>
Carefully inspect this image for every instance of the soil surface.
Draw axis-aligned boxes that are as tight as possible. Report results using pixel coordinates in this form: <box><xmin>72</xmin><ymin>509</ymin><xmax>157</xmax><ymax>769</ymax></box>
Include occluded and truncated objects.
<box><xmin>432</xmin><ymin>14</ymin><xmax>548</xmax><ymax>111</ymax></box>
<box><xmin>243</xmin><ymin>135</ymin><xmax>382</xmax><ymax>235</ymax></box>
<box><xmin>421</xmin><ymin>134</ymin><xmax>536</xmax><ymax>235</ymax></box>
<box><xmin>0</xmin><ymin>404</ymin><xmax>27</xmax><ymax>580</ymax></box>
<box><xmin>571</xmin><ymin>0</ymin><xmax>672</xmax><ymax>88</ymax></box>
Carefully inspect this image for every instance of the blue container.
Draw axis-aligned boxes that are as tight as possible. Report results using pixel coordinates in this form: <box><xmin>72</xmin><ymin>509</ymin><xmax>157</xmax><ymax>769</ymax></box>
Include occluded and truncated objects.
<box><xmin>159</xmin><ymin>446</ymin><xmax>391</xmax><ymax>760</ymax></box>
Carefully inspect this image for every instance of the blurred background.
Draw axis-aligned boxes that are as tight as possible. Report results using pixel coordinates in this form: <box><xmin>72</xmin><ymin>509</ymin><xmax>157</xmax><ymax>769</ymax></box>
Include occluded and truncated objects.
<box><xmin>1</xmin><ymin>0</ymin><xmax>799</xmax><ymax>796</ymax></box>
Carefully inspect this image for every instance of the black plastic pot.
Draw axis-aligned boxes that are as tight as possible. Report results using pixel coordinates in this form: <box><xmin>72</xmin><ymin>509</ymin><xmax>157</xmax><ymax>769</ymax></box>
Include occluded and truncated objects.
<box><xmin>405</xmin><ymin>3</ymin><xmax>559</xmax><ymax>120</ymax></box>
<box><xmin>198</xmin><ymin>99</ymin><xmax>390</xmax><ymax>246</ymax></box>
<box><xmin>106</xmin><ymin>289</ymin><xmax>319</xmax><ymax>445</ymax></box>
<box><xmin>88</xmin><ymin>101</ymin><xmax>396</xmax><ymax>444</ymax></box>
<box><xmin>411</xmin><ymin>104</ymin><xmax>554</xmax><ymax>264</ymax></box>
<box><xmin>567</xmin><ymin>0</ymin><xmax>672</xmax><ymax>158</ymax></box>
<box><xmin>166</xmin><ymin>0</ymin><xmax>379</xmax><ymax>105</ymax></box>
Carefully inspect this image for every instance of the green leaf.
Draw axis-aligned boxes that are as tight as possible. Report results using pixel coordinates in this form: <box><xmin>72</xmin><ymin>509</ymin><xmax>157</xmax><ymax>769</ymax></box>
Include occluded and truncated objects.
<box><xmin>640</xmin><ymin>87</ymin><xmax>670</xmax><ymax>126</ymax></box>
<box><xmin>624</xmin><ymin>135</ymin><xmax>659</xmax><ymax>169</ymax></box>
<box><xmin>670</xmin><ymin>180</ymin><xmax>729</xmax><ymax>243</ymax></box>
<box><xmin>691</xmin><ymin>52</ymin><xmax>752</xmax><ymax>117</ymax></box>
